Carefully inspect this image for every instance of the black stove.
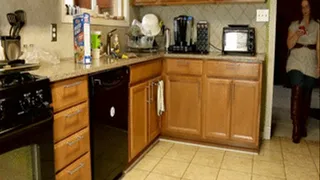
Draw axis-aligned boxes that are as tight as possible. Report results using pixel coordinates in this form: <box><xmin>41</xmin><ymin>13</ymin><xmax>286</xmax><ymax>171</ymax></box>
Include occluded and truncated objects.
<box><xmin>0</xmin><ymin>72</ymin><xmax>55</xmax><ymax>180</ymax></box>
<box><xmin>0</xmin><ymin>72</ymin><xmax>53</xmax><ymax>135</ymax></box>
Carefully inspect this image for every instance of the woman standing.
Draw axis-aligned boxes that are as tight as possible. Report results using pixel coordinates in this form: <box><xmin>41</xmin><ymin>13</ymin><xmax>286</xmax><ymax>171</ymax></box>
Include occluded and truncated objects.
<box><xmin>286</xmin><ymin>0</ymin><xmax>319</xmax><ymax>143</ymax></box>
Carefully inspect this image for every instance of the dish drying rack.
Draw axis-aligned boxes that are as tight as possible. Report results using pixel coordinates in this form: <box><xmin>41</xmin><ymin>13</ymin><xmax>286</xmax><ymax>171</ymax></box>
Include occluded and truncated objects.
<box><xmin>126</xmin><ymin>34</ymin><xmax>164</xmax><ymax>53</ymax></box>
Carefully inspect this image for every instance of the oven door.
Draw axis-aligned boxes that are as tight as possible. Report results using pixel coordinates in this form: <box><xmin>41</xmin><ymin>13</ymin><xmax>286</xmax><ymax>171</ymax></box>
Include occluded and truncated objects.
<box><xmin>223</xmin><ymin>31</ymin><xmax>249</xmax><ymax>52</ymax></box>
<box><xmin>0</xmin><ymin>116</ymin><xmax>55</xmax><ymax>180</ymax></box>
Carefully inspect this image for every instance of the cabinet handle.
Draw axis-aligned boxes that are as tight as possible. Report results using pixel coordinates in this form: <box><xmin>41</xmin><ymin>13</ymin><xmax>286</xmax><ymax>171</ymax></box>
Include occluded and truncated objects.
<box><xmin>64</xmin><ymin>81</ymin><xmax>82</xmax><ymax>89</ymax></box>
<box><xmin>146</xmin><ymin>85</ymin><xmax>150</xmax><ymax>104</ymax></box>
<box><xmin>198</xmin><ymin>82</ymin><xmax>201</xmax><ymax>101</ymax></box>
<box><xmin>232</xmin><ymin>83</ymin><xmax>235</xmax><ymax>101</ymax></box>
<box><xmin>150</xmin><ymin>82</ymin><xmax>155</xmax><ymax>102</ymax></box>
<box><xmin>65</xmin><ymin>109</ymin><xmax>82</xmax><ymax>119</ymax></box>
<box><xmin>67</xmin><ymin>163</ymin><xmax>85</xmax><ymax>175</ymax></box>
<box><xmin>67</xmin><ymin>135</ymin><xmax>84</xmax><ymax>146</ymax></box>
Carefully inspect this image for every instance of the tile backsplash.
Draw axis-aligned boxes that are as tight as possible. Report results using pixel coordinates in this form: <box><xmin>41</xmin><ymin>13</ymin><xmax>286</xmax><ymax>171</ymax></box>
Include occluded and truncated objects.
<box><xmin>140</xmin><ymin>3</ymin><xmax>268</xmax><ymax>53</ymax></box>
<box><xmin>0</xmin><ymin>0</ymin><xmax>130</xmax><ymax>58</ymax></box>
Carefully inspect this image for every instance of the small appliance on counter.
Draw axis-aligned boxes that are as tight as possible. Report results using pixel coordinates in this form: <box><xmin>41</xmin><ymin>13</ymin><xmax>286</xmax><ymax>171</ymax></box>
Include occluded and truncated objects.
<box><xmin>168</xmin><ymin>15</ymin><xmax>196</xmax><ymax>53</ymax></box>
<box><xmin>0</xmin><ymin>9</ymin><xmax>39</xmax><ymax>73</ymax></box>
<box><xmin>1</xmin><ymin>10</ymin><xmax>26</xmax><ymax>61</ymax></box>
<box><xmin>1</xmin><ymin>36</ymin><xmax>21</xmax><ymax>61</ymax></box>
<box><xmin>196</xmin><ymin>21</ymin><xmax>209</xmax><ymax>54</ymax></box>
<box><xmin>222</xmin><ymin>24</ymin><xmax>256</xmax><ymax>56</ymax></box>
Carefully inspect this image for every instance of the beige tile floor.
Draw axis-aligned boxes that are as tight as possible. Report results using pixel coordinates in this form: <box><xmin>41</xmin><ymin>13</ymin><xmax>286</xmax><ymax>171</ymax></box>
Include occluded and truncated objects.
<box><xmin>121</xmin><ymin>137</ymin><xmax>320</xmax><ymax>180</ymax></box>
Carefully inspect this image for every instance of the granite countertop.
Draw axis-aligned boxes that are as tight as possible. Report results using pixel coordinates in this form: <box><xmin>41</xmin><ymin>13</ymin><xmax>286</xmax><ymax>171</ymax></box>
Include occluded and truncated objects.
<box><xmin>31</xmin><ymin>52</ymin><xmax>265</xmax><ymax>82</ymax></box>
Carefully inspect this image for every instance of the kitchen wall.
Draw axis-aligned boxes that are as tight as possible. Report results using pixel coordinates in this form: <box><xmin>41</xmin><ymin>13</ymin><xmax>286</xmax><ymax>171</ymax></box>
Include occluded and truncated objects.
<box><xmin>0</xmin><ymin>0</ymin><xmax>133</xmax><ymax>58</ymax></box>
<box><xmin>140</xmin><ymin>3</ymin><xmax>268</xmax><ymax>53</ymax></box>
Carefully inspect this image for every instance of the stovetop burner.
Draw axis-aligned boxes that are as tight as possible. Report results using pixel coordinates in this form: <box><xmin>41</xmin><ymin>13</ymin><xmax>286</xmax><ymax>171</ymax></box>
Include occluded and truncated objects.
<box><xmin>0</xmin><ymin>72</ymin><xmax>37</xmax><ymax>88</ymax></box>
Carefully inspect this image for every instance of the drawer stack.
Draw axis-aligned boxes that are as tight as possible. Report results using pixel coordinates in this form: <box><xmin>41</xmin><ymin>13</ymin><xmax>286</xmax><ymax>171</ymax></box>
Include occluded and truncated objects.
<box><xmin>51</xmin><ymin>76</ymin><xmax>91</xmax><ymax>180</ymax></box>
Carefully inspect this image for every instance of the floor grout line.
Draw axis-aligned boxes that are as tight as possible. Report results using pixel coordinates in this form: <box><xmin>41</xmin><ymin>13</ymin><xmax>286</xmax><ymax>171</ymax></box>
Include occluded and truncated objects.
<box><xmin>179</xmin><ymin>145</ymin><xmax>199</xmax><ymax>179</ymax></box>
<box><xmin>279</xmin><ymin>137</ymin><xmax>288</xmax><ymax>180</ymax></box>
<box><xmin>306</xmin><ymin>141</ymin><xmax>320</xmax><ymax>174</ymax></box>
<box><xmin>215</xmin><ymin>151</ymin><xmax>226</xmax><ymax>180</ymax></box>
<box><xmin>149</xmin><ymin>141</ymin><xmax>174</xmax><ymax>174</ymax></box>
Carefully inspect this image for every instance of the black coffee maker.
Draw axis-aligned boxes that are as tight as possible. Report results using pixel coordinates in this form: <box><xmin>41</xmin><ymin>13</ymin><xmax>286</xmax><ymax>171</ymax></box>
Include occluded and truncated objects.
<box><xmin>168</xmin><ymin>15</ymin><xmax>196</xmax><ymax>53</ymax></box>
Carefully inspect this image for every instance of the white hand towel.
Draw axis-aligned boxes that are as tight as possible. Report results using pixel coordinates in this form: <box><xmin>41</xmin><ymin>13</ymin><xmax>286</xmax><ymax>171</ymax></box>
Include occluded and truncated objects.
<box><xmin>157</xmin><ymin>80</ymin><xmax>165</xmax><ymax>116</ymax></box>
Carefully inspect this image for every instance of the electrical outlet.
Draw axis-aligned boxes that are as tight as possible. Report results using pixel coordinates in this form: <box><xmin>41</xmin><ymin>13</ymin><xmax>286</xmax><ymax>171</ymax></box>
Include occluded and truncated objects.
<box><xmin>51</xmin><ymin>24</ymin><xmax>57</xmax><ymax>42</ymax></box>
<box><xmin>256</xmin><ymin>9</ymin><xmax>269</xmax><ymax>22</ymax></box>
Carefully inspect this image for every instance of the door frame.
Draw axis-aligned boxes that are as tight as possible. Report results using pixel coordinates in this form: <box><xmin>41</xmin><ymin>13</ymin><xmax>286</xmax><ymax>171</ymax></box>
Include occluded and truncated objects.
<box><xmin>263</xmin><ymin>0</ymin><xmax>277</xmax><ymax>139</ymax></box>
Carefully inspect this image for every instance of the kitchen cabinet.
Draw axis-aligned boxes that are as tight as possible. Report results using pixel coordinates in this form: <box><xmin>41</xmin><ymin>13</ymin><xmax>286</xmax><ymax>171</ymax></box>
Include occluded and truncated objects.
<box><xmin>51</xmin><ymin>76</ymin><xmax>91</xmax><ymax>177</ymax></box>
<box><xmin>163</xmin><ymin>75</ymin><xmax>202</xmax><ymax>139</ymax></box>
<box><xmin>203</xmin><ymin>78</ymin><xmax>260</xmax><ymax>147</ymax></box>
<box><xmin>148</xmin><ymin>77</ymin><xmax>162</xmax><ymax>142</ymax></box>
<box><xmin>97</xmin><ymin>0</ymin><xmax>112</xmax><ymax>8</ymax></box>
<box><xmin>133</xmin><ymin>0</ymin><xmax>265</xmax><ymax>6</ymax></box>
<box><xmin>75</xmin><ymin>0</ymin><xmax>91</xmax><ymax>9</ymax></box>
<box><xmin>203</xmin><ymin>60</ymin><xmax>261</xmax><ymax>148</ymax></box>
<box><xmin>129</xmin><ymin>59</ymin><xmax>163</xmax><ymax>161</ymax></box>
<box><xmin>163</xmin><ymin>59</ymin><xmax>202</xmax><ymax>139</ymax></box>
<box><xmin>129</xmin><ymin>82</ymin><xmax>149</xmax><ymax>161</ymax></box>
<box><xmin>163</xmin><ymin>58</ymin><xmax>262</xmax><ymax>150</ymax></box>
<box><xmin>134</xmin><ymin>0</ymin><xmax>158</xmax><ymax>3</ymax></box>
<box><xmin>230</xmin><ymin>80</ymin><xmax>259</xmax><ymax>144</ymax></box>
<box><xmin>203</xmin><ymin>78</ymin><xmax>232</xmax><ymax>140</ymax></box>
<box><xmin>133</xmin><ymin>0</ymin><xmax>159</xmax><ymax>5</ymax></box>
<box><xmin>56</xmin><ymin>153</ymin><xmax>91</xmax><ymax>180</ymax></box>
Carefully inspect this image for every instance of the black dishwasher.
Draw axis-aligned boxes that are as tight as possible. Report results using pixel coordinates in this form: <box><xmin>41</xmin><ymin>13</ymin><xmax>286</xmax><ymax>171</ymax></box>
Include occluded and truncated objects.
<box><xmin>89</xmin><ymin>67</ymin><xmax>129</xmax><ymax>180</ymax></box>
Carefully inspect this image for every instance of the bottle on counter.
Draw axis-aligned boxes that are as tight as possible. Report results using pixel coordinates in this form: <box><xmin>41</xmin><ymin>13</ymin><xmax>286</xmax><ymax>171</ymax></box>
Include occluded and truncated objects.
<box><xmin>113</xmin><ymin>34</ymin><xmax>120</xmax><ymax>55</ymax></box>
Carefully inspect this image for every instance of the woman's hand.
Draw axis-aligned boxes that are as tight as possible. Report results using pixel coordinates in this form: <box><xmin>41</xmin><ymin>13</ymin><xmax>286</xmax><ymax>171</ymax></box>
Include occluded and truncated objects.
<box><xmin>295</xmin><ymin>29</ymin><xmax>305</xmax><ymax>37</ymax></box>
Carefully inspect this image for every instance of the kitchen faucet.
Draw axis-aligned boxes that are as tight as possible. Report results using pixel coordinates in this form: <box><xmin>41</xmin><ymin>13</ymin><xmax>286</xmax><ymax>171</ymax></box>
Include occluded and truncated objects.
<box><xmin>106</xmin><ymin>28</ymin><xmax>117</xmax><ymax>56</ymax></box>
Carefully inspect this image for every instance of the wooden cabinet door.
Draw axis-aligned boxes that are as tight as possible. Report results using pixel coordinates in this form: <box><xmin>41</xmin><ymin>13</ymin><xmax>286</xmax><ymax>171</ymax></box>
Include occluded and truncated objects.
<box><xmin>185</xmin><ymin>0</ymin><xmax>211</xmax><ymax>2</ymax></box>
<box><xmin>134</xmin><ymin>0</ymin><xmax>157</xmax><ymax>3</ymax></box>
<box><xmin>129</xmin><ymin>82</ymin><xmax>149</xmax><ymax>161</ymax></box>
<box><xmin>75</xmin><ymin>0</ymin><xmax>91</xmax><ymax>9</ymax></box>
<box><xmin>164</xmin><ymin>75</ymin><xmax>202</xmax><ymax>138</ymax></box>
<box><xmin>148</xmin><ymin>77</ymin><xmax>162</xmax><ymax>143</ymax></box>
<box><xmin>230</xmin><ymin>80</ymin><xmax>260</xmax><ymax>145</ymax></box>
<box><xmin>97</xmin><ymin>0</ymin><xmax>112</xmax><ymax>8</ymax></box>
<box><xmin>203</xmin><ymin>78</ymin><xmax>232</xmax><ymax>140</ymax></box>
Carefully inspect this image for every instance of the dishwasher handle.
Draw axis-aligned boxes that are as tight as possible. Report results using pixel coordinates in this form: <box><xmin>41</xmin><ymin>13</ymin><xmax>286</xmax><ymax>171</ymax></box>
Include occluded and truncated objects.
<box><xmin>93</xmin><ymin>76</ymin><xmax>128</xmax><ymax>91</ymax></box>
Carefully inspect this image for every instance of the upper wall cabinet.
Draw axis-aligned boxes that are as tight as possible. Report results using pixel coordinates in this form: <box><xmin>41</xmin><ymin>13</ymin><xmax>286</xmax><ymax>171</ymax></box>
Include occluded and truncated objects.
<box><xmin>133</xmin><ymin>0</ymin><xmax>265</xmax><ymax>6</ymax></box>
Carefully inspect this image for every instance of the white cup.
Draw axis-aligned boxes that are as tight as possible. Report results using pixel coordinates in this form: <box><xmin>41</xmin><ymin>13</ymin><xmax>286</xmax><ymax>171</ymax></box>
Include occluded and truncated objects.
<box><xmin>92</xmin><ymin>49</ymin><xmax>100</xmax><ymax>59</ymax></box>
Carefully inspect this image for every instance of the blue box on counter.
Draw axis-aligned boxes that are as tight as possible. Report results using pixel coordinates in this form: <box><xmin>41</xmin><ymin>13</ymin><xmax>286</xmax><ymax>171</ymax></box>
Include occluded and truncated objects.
<box><xmin>73</xmin><ymin>13</ymin><xmax>91</xmax><ymax>64</ymax></box>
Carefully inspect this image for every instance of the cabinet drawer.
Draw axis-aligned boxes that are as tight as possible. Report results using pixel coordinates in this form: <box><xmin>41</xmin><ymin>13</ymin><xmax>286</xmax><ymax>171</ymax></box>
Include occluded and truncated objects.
<box><xmin>166</xmin><ymin>59</ymin><xmax>203</xmax><ymax>76</ymax></box>
<box><xmin>51</xmin><ymin>76</ymin><xmax>88</xmax><ymax>113</ymax></box>
<box><xmin>56</xmin><ymin>153</ymin><xmax>91</xmax><ymax>180</ymax></box>
<box><xmin>130</xmin><ymin>59</ymin><xmax>162</xmax><ymax>85</ymax></box>
<box><xmin>55</xmin><ymin>128</ymin><xmax>90</xmax><ymax>172</ymax></box>
<box><xmin>54</xmin><ymin>102</ymin><xmax>89</xmax><ymax>143</ymax></box>
<box><xmin>206</xmin><ymin>61</ymin><xmax>260</xmax><ymax>80</ymax></box>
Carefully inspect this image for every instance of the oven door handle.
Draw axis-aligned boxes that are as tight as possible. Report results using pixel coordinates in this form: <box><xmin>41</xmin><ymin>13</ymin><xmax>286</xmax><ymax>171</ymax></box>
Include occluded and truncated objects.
<box><xmin>66</xmin><ymin>135</ymin><xmax>84</xmax><ymax>146</ymax></box>
<box><xmin>67</xmin><ymin>162</ymin><xmax>85</xmax><ymax>175</ymax></box>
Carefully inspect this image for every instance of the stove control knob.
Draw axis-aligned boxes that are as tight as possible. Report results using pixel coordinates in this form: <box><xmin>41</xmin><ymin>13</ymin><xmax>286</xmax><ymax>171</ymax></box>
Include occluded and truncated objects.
<box><xmin>20</xmin><ymin>93</ymin><xmax>32</xmax><ymax>110</ymax></box>
<box><xmin>34</xmin><ymin>90</ymin><xmax>45</xmax><ymax>107</ymax></box>
<box><xmin>36</xmin><ymin>90</ymin><xmax>44</xmax><ymax>100</ymax></box>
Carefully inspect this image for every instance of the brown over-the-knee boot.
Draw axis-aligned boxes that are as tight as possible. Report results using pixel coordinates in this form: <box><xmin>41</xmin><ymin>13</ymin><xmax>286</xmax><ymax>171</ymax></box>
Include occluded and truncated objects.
<box><xmin>301</xmin><ymin>89</ymin><xmax>312</xmax><ymax>137</ymax></box>
<box><xmin>291</xmin><ymin>85</ymin><xmax>303</xmax><ymax>143</ymax></box>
